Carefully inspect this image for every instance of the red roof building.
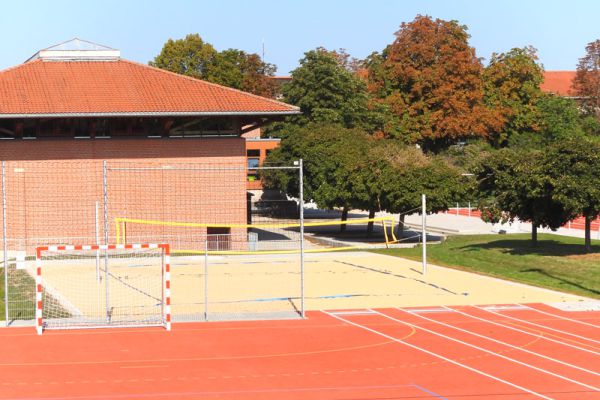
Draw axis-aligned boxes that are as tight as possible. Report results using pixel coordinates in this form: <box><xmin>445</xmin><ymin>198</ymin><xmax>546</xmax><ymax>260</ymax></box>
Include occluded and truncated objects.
<box><xmin>0</xmin><ymin>39</ymin><xmax>300</xmax><ymax>252</ymax></box>
<box><xmin>541</xmin><ymin>71</ymin><xmax>578</xmax><ymax>98</ymax></box>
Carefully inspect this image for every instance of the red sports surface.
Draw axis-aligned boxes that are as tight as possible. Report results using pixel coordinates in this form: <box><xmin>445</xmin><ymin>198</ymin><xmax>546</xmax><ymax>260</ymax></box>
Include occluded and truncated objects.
<box><xmin>0</xmin><ymin>303</ymin><xmax>598</xmax><ymax>399</ymax></box>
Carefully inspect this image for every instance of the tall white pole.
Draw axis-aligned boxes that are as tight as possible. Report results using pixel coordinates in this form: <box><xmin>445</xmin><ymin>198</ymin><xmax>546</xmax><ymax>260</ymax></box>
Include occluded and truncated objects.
<box><xmin>95</xmin><ymin>201</ymin><xmax>100</xmax><ymax>282</ymax></box>
<box><xmin>2</xmin><ymin>161</ymin><xmax>8</xmax><ymax>325</ymax></box>
<box><xmin>298</xmin><ymin>159</ymin><xmax>305</xmax><ymax>319</ymax></box>
<box><xmin>422</xmin><ymin>194</ymin><xmax>427</xmax><ymax>275</ymax></box>
<box><xmin>103</xmin><ymin>161</ymin><xmax>110</xmax><ymax>323</ymax></box>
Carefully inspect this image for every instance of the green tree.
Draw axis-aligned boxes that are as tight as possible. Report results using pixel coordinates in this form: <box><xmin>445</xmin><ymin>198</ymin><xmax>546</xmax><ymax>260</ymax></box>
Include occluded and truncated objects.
<box><xmin>374</xmin><ymin>143</ymin><xmax>465</xmax><ymax>237</ymax></box>
<box><xmin>151</xmin><ymin>34</ymin><xmax>276</xmax><ymax>96</ymax></box>
<box><xmin>150</xmin><ymin>34</ymin><xmax>217</xmax><ymax>80</ymax></box>
<box><xmin>280</xmin><ymin>48</ymin><xmax>374</xmax><ymax>130</ymax></box>
<box><xmin>367</xmin><ymin>15</ymin><xmax>501</xmax><ymax>150</ymax></box>
<box><xmin>476</xmin><ymin>148</ymin><xmax>573</xmax><ymax>246</ymax></box>
<box><xmin>262</xmin><ymin>124</ymin><xmax>374</xmax><ymax>230</ymax></box>
<box><xmin>483</xmin><ymin>47</ymin><xmax>544</xmax><ymax>147</ymax></box>
<box><xmin>545</xmin><ymin>138</ymin><xmax>600</xmax><ymax>252</ymax></box>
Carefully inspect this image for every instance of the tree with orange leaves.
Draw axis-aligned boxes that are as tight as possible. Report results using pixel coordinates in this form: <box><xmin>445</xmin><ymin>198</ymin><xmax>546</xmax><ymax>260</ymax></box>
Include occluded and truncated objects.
<box><xmin>367</xmin><ymin>15</ymin><xmax>500</xmax><ymax>151</ymax></box>
<box><xmin>574</xmin><ymin>39</ymin><xmax>600</xmax><ymax>117</ymax></box>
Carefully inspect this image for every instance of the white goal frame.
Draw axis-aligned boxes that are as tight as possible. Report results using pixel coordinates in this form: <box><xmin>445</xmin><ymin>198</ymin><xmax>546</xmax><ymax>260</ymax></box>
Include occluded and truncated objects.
<box><xmin>35</xmin><ymin>243</ymin><xmax>171</xmax><ymax>335</ymax></box>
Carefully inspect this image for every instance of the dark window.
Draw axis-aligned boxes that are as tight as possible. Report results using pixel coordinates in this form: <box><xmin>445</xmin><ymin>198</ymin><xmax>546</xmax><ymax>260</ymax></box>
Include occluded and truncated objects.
<box><xmin>247</xmin><ymin>150</ymin><xmax>260</xmax><ymax>157</ymax></box>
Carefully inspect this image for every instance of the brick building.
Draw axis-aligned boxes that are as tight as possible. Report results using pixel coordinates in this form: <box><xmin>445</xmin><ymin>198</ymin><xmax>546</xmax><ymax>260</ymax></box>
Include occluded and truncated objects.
<box><xmin>0</xmin><ymin>39</ymin><xmax>299</xmax><ymax>250</ymax></box>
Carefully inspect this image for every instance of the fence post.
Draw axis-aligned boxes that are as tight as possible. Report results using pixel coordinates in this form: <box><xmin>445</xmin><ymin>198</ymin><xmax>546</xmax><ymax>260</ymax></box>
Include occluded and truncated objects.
<box><xmin>422</xmin><ymin>194</ymin><xmax>427</xmax><ymax>275</ymax></box>
<box><xmin>204</xmin><ymin>238</ymin><xmax>208</xmax><ymax>321</ymax></box>
<box><xmin>102</xmin><ymin>161</ymin><xmax>110</xmax><ymax>323</ymax></box>
<box><xmin>468</xmin><ymin>202</ymin><xmax>471</xmax><ymax>217</ymax></box>
<box><xmin>3</xmin><ymin>161</ymin><xmax>8</xmax><ymax>326</ymax></box>
<box><xmin>298</xmin><ymin>159</ymin><xmax>305</xmax><ymax>319</ymax></box>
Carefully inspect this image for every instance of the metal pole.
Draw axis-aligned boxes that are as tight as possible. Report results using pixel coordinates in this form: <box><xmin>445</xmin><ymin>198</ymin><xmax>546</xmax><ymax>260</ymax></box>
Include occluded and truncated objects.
<box><xmin>2</xmin><ymin>161</ymin><xmax>9</xmax><ymax>326</ymax></box>
<box><xmin>95</xmin><ymin>201</ymin><xmax>100</xmax><ymax>282</ymax></box>
<box><xmin>468</xmin><ymin>201</ymin><xmax>471</xmax><ymax>217</ymax></box>
<box><xmin>298</xmin><ymin>159</ymin><xmax>305</xmax><ymax>318</ymax></box>
<box><xmin>422</xmin><ymin>194</ymin><xmax>427</xmax><ymax>275</ymax></box>
<box><xmin>103</xmin><ymin>161</ymin><xmax>110</xmax><ymax>323</ymax></box>
<box><xmin>204</xmin><ymin>238</ymin><xmax>208</xmax><ymax>321</ymax></box>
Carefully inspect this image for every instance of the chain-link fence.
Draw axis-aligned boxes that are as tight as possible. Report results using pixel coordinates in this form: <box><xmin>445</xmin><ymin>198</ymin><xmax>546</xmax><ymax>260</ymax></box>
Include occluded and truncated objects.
<box><xmin>1</xmin><ymin>159</ymin><xmax>305</xmax><ymax>326</ymax></box>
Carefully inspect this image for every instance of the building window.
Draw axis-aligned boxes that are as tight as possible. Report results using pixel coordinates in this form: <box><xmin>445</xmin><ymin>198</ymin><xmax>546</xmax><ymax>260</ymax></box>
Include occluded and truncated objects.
<box><xmin>247</xmin><ymin>149</ymin><xmax>260</xmax><ymax>169</ymax></box>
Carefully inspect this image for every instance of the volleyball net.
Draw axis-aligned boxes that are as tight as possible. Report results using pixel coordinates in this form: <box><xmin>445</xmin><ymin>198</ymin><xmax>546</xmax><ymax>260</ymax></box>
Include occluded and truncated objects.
<box><xmin>114</xmin><ymin>216</ymin><xmax>400</xmax><ymax>255</ymax></box>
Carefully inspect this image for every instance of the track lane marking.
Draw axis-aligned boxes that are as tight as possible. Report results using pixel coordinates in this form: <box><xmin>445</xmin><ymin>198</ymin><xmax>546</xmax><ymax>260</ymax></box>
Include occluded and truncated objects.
<box><xmin>518</xmin><ymin>304</ymin><xmax>600</xmax><ymax>329</ymax></box>
<box><xmin>322</xmin><ymin>310</ymin><xmax>554</xmax><ymax>400</ymax></box>
<box><xmin>444</xmin><ymin>306</ymin><xmax>600</xmax><ymax>356</ymax></box>
<box><xmin>398</xmin><ymin>307</ymin><xmax>600</xmax><ymax>377</ymax></box>
<box><xmin>371</xmin><ymin>309</ymin><xmax>599</xmax><ymax>392</ymax></box>
<box><xmin>478</xmin><ymin>306</ymin><xmax>600</xmax><ymax>345</ymax></box>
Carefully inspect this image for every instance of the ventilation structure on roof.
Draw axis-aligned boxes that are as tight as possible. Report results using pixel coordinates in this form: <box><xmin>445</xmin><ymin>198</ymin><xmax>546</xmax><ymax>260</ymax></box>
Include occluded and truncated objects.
<box><xmin>26</xmin><ymin>38</ymin><xmax>120</xmax><ymax>62</ymax></box>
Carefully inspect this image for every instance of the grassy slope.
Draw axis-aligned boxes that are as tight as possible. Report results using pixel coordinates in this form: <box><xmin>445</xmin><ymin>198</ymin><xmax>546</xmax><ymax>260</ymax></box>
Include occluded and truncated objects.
<box><xmin>373</xmin><ymin>233</ymin><xmax>600</xmax><ymax>299</ymax></box>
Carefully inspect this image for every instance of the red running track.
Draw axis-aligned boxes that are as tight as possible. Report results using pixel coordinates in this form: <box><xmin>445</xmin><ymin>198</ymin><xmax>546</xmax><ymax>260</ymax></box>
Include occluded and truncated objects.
<box><xmin>0</xmin><ymin>303</ymin><xmax>598</xmax><ymax>399</ymax></box>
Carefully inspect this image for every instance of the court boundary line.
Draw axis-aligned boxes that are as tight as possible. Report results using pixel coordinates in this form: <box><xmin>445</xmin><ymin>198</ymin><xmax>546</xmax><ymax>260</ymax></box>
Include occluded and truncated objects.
<box><xmin>518</xmin><ymin>304</ymin><xmax>600</xmax><ymax>329</ymax></box>
<box><xmin>322</xmin><ymin>310</ymin><xmax>554</xmax><ymax>400</ymax></box>
<box><xmin>442</xmin><ymin>306</ymin><xmax>600</xmax><ymax>356</ymax></box>
<box><xmin>372</xmin><ymin>309</ymin><xmax>599</xmax><ymax>392</ymax></box>
<box><xmin>396</xmin><ymin>307</ymin><xmax>600</xmax><ymax>377</ymax></box>
<box><xmin>475</xmin><ymin>306</ymin><xmax>600</xmax><ymax>345</ymax></box>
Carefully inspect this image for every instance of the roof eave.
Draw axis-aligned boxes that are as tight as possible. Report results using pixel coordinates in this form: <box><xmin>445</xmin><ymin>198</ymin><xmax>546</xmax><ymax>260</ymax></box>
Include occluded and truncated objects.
<box><xmin>0</xmin><ymin>111</ymin><xmax>301</xmax><ymax>119</ymax></box>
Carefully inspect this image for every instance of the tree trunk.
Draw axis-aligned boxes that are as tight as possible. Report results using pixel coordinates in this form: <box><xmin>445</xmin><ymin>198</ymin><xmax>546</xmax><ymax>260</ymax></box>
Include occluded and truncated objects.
<box><xmin>585</xmin><ymin>215</ymin><xmax>592</xmax><ymax>253</ymax></box>
<box><xmin>396</xmin><ymin>214</ymin><xmax>406</xmax><ymax>238</ymax></box>
<box><xmin>340</xmin><ymin>207</ymin><xmax>348</xmax><ymax>233</ymax></box>
<box><xmin>531</xmin><ymin>223</ymin><xmax>538</xmax><ymax>247</ymax></box>
<box><xmin>366</xmin><ymin>209</ymin><xmax>376</xmax><ymax>238</ymax></box>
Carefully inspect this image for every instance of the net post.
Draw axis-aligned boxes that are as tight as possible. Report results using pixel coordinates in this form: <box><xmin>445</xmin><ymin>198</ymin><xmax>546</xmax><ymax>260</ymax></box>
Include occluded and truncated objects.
<box><xmin>95</xmin><ymin>201</ymin><xmax>100</xmax><ymax>282</ymax></box>
<box><xmin>2</xmin><ymin>161</ymin><xmax>8</xmax><ymax>326</ymax></box>
<box><xmin>35</xmin><ymin>250</ymin><xmax>42</xmax><ymax>335</ymax></box>
<box><xmin>162</xmin><ymin>244</ymin><xmax>171</xmax><ymax>331</ymax></box>
<box><xmin>422</xmin><ymin>194</ymin><xmax>427</xmax><ymax>275</ymax></box>
<box><xmin>103</xmin><ymin>160</ymin><xmax>110</xmax><ymax>323</ymax></box>
<box><xmin>204</xmin><ymin>238</ymin><xmax>208</xmax><ymax>321</ymax></box>
<box><xmin>297</xmin><ymin>159</ymin><xmax>305</xmax><ymax>319</ymax></box>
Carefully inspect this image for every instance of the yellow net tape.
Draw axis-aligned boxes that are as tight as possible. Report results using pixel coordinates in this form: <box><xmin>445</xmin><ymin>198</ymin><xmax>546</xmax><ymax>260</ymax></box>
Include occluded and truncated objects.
<box><xmin>115</xmin><ymin>215</ymin><xmax>398</xmax><ymax>251</ymax></box>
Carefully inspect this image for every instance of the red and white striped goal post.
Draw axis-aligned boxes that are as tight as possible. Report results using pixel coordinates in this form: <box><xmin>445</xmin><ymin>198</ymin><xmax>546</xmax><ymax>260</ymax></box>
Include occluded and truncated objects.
<box><xmin>35</xmin><ymin>243</ymin><xmax>171</xmax><ymax>335</ymax></box>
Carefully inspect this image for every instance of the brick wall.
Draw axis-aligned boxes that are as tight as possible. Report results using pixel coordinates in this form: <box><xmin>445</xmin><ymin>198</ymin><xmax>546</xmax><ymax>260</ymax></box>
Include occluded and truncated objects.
<box><xmin>0</xmin><ymin>138</ymin><xmax>247</xmax><ymax>252</ymax></box>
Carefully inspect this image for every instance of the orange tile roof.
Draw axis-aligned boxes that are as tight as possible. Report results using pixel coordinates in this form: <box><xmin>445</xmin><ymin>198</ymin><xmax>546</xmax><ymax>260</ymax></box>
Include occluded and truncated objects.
<box><xmin>540</xmin><ymin>71</ymin><xmax>577</xmax><ymax>97</ymax></box>
<box><xmin>0</xmin><ymin>59</ymin><xmax>300</xmax><ymax>116</ymax></box>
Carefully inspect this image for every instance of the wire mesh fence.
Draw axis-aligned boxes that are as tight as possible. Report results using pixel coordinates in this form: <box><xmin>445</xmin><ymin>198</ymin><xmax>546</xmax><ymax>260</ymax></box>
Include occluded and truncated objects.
<box><xmin>1</xmin><ymin>159</ymin><xmax>305</xmax><ymax>326</ymax></box>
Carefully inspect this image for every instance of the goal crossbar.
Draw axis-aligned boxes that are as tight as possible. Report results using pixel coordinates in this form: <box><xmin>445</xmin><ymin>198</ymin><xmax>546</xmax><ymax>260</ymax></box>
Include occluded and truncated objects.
<box><xmin>35</xmin><ymin>243</ymin><xmax>171</xmax><ymax>335</ymax></box>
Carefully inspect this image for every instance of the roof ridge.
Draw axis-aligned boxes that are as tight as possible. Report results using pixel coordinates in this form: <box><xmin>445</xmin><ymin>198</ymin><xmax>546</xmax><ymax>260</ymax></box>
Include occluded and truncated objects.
<box><xmin>120</xmin><ymin>59</ymin><xmax>300</xmax><ymax>111</ymax></box>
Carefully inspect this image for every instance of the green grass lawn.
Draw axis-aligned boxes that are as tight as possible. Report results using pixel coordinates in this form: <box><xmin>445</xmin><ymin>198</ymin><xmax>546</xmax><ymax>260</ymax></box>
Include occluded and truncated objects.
<box><xmin>0</xmin><ymin>268</ymin><xmax>37</xmax><ymax>321</ymax></box>
<box><xmin>373</xmin><ymin>233</ymin><xmax>600</xmax><ymax>299</ymax></box>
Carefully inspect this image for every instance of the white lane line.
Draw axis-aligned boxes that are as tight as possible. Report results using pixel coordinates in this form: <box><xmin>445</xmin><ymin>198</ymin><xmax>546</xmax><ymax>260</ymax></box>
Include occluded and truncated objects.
<box><xmin>518</xmin><ymin>304</ymin><xmax>600</xmax><ymax>329</ymax></box>
<box><xmin>398</xmin><ymin>307</ymin><xmax>599</xmax><ymax>377</ymax></box>
<box><xmin>322</xmin><ymin>310</ymin><xmax>554</xmax><ymax>400</ymax></box>
<box><xmin>476</xmin><ymin>306</ymin><xmax>600</xmax><ymax>345</ymax></box>
<box><xmin>372</xmin><ymin>309</ymin><xmax>599</xmax><ymax>392</ymax></box>
<box><xmin>442</xmin><ymin>306</ymin><xmax>600</xmax><ymax>356</ymax></box>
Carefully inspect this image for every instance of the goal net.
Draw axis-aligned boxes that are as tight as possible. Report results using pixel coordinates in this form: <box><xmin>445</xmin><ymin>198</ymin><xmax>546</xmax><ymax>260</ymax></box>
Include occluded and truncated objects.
<box><xmin>35</xmin><ymin>244</ymin><xmax>171</xmax><ymax>334</ymax></box>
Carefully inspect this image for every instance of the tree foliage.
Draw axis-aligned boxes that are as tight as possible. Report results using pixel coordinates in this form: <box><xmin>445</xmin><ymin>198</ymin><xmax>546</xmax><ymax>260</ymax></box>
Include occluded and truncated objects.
<box><xmin>483</xmin><ymin>47</ymin><xmax>544</xmax><ymax>147</ymax></box>
<box><xmin>574</xmin><ymin>39</ymin><xmax>600</xmax><ymax>116</ymax></box>
<box><xmin>476</xmin><ymin>148</ymin><xmax>574</xmax><ymax>245</ymax></box>
<box><xmin>279</xmin><ymin>48</ymin><xmax>375</xmax><ymax>130</ymax></box>
<box><xmin>151</xmin><ymin>33</ymin><xmax>276</xmax><ymax>97</ymax></box>
<box><xmin>367</xmin><ymin>15</ymin><xmax>500</xmax><ymax>150</ymax></box>
<box><xmin>544</xmin><ymin>138</ymin><xmax>600</xmax><ymax>251</ymax></box>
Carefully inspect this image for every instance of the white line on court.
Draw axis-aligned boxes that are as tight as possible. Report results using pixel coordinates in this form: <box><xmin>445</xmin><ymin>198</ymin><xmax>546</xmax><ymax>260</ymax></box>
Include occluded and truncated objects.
<box><xmin>397</xmin><ymin>307</ymin><xmax>600</xmax><ymax>377</ymax></box>
<box><xmin>475</xmin><ymin>306</ymin><xmax>600</xmax><ymax>345</ymax></box>
<box><xmin>371</xmin><ymin>309</ymin><xmax>600</xmax><ymax>392</ymax></box>
<box><xmin>322</xmin><ymin>310</ymin><xmax>554</xmax><ymax>400</ymax></box>
<box><xmin>442</xmin><ymin>306</ymin><xmax>600</xmax><ymax>356</ymax></box>
<box><xmin>517</xmin><ymin>304</ymin><xmax>600</xmax><ymax>329</ymax></box>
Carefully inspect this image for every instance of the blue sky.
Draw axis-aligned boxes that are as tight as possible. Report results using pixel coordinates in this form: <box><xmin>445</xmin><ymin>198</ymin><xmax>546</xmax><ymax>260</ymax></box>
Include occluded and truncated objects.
<box><xmin>0</xmin><ymin>0</ymin><xmax>598</xmax><ymax>74</ymax></box>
